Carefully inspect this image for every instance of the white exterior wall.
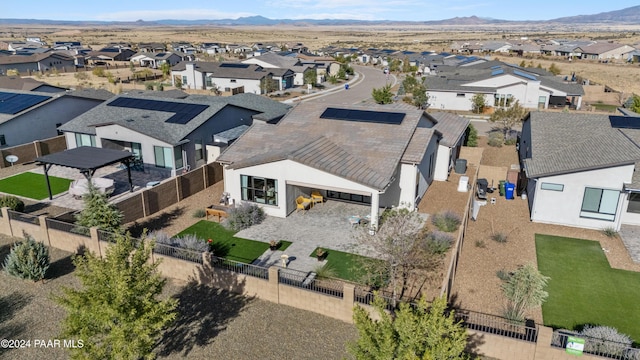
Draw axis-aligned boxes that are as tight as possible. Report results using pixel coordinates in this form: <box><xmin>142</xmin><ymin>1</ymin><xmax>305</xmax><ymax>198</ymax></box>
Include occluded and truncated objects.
<box><xmin>94</xmin><ymin>125</ymin><xmax>176</xmax><ymax>168</ymax></box>
<box><xmin>64</xmin><ymin>132</ymin><xmax>77</xmax><ymax>148</ymax></box>
<box><xmin>434</xmin><ymin>145</ymin><xmax>452</xmax><ymax>181</ymax></box>
<box><xmin>427</xmin><ymin>91</ymin><xmax>479</xmax><ymax>111</ymax></box>
<box><xmin>395</xmin><ymin>163</ymin><xmax>415</xmax><ymax>209</ymax></box>
<box><xmin>171</xmin><ymin>66</ymin><xmax>205</xmax><ymax>90</ymax></box>
<box><xmin>530</xmin><ymin>165</ymin><xmax>633</xmax><ymax>230</ymax></box>
<box><xmin>242</xmin><ymin>58</ymin><xmax>277</xmax><ymax>68</ymax></box>
<box><xmin>621</xmin><ymin>192</ymin><xmax>640</xmax><ymax>225</ymax></box>
<box><xmin>210</xmin><ymin>77</ymin><xmax>262</xmax><ymax>94</ymax></box>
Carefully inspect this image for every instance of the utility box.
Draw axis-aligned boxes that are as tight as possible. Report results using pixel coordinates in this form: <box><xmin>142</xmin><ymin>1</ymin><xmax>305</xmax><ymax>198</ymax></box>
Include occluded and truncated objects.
<box><xmin>455</xmin><ymin>159</ymin><xmax>467</xmax><ymax>174</ymax></box>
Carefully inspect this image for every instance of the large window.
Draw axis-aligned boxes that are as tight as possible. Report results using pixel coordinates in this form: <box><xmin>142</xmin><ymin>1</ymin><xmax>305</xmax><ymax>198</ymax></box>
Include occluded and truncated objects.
<box><xmin>154</xmin><ymin>146</ymin><xmax>174</xmax><ymax>169</ymax></box>
<box><xmin>627</xmin><ymin>193</ymin><xmax>640</xmax><ymax>214</ymax></box>
<box><xmin>195</xmin><ymin>141</ymin><xmax>204</xmax><ymax>162</ymax></box>
<box><xmin>75</xmin><ymin>133</ymin><xmax>96</xmax><ymax>147</ymax></box>
<box><xmin>580</xmin><ymin>187</ymin><xmax>619</xmax><ymax>221</ymax></box>
<box><xmin>174</xmin><ymin>147</ymin><xmax>183</xmax><ymax>169</ymax></box>
<box><xmin>241</xmin><ymin>175</ymin><xmax>277</xmax><ymax>205</ymax></box>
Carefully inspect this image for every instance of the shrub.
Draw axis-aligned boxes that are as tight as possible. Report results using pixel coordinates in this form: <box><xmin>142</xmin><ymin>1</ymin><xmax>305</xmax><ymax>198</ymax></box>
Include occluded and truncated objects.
<box><xmin>227</xmin><ymin>202</ymin><xmax>266</xmax><ymax>231</ymax></box>
<box><xmin>3</xmin><ymin>234</ymin><xmax>50</xmax><ymax>281</ymax></box>
<box><xmin>0</xmin><ymin>195</ymin><xmax>25</xmax><ymax>212</ymax></box>
<box><xmin>496</xmin><ymin>269</ymin><xmax>511</xmax><ymax>281</ymax></box>
<box><xmin>192</xmin><ymin>209</ymin><xmax>206</xmax><ymax>218</ymax></box>
<box><xmin>431</xmin><ymin>210</ymin><xmax>461</xmax><ymax>233</ymax></box>
<box><xmin>314</xmin><ymin>264</ymin><xmax>337</xmax><ymax>279</ymax></box>
<box><xmin>74</xmin><ymin>72</ymin><xmax>89</xmax><ymax>80</ymax></box>
<box><xmin>426</xmin><ymin>231</ymin><xmax>454</xmax><ymax>255</ymax></box>
<box><xmin>475</xmin><ymin>240</ymin><xmax>486</xmax><ymax>248</ymax></box>
<box><xmin>488</xmin><ymin>132</ymin><xmax>504</xmax><ymax>147</ymax></box>
<box><xmin>145</xmin><ymin>83</ymin><xmax>154</xmax><ymax>90</ymax></box>
<box><xmin>602</xmin><ymin>226</ymin><xmax>617</xmax><ymax>237</ymax></box>
<box><xmin>504</xmin><ymin>137</ymin><xmax>517</xmax><ymax>145</ymax></box>
<box><xmin>148</xmin><ymin>230</ymin><xmax>172</xmax><ymax>246</ymax></box>
<box><xmin>465</xmin><ymin>124</ymin><xmax>478</xmax><ymax>147</ymax></box>
<box><xmin>502</xmin><ymin>264</ymin><xmax>549</xmax><ymax>322</ymax></box>
<box><xmin>174</xmin><ymin>234</ymin><xmax>209</xmax><ymax>252</ymax></box>
<box><xmin>491</xmin><ymin>232</ymin><xmax>508</xmax><ymax>243</ymax></box>
<box><xmin>92</xmin><ymin>67</ymin><xmax>106</xmax><ymax>77</ymax></box>
<box><xmin>579</xmin><ymin>325</ymin><xmax>633</xmax><ymax>357</ymax></box>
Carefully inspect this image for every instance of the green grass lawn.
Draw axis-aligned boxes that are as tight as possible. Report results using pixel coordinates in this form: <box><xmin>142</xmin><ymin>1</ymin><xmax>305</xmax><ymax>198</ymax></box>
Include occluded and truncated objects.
<box><xmin>177</xmin><ymin>220</ymin><xmax>289</xmax><ymax>263</ymax></box>
<box><xmin>0</xmin><ymin>172</ymin><xmax>72</xmax><ymax>200</ymax></box>
<box><xmin>536</xmin><ymin>234</ymin><xmax>640</xmax><ymax>342</ymax></box>
<box><xmin>310</xmin><ymin>247</ymin><xmax>383</xmax><ymax>284</ymax></box>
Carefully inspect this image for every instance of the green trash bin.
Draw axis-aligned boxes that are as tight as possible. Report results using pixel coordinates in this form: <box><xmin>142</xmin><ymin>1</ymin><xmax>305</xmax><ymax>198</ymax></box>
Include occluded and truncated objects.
<box><xmin>499</xmin><ymin>180</ymin><xmax>506</xmax><ymax>196</ymax></box>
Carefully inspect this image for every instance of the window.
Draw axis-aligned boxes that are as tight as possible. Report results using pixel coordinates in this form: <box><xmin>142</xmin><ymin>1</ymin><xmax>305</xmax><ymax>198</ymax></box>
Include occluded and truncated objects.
<box><xmin>195</xmin><ymin>141</ymin><xmax>203</xmax><ymax>162</ymax></box>
<box><xmin>627</xmin><ymin>193</ymin><xmax>640</xmax><ymax>214</ymax></box>
<box><xmin>580</xmin><ymin>187</ymin><xmax>619</xmax><ymax>221</ymax></box>
<box><xmin>182</xmin><ymin>76</ymin><xmax>187</xmax><ymax>86</ymax></box>
<box><xmin>205</xmin><ymin>77</ymin><xmax>212</xmax><ymax>87</ymax></box>
<box><xmin>541</xmin><ymin>182</ymin><xmax>564</xmax><ymax>191</ymax></box>
<box><xmin>241</xmin><ymin>175</ymin><xmax>277</xmax><ymax>205</ymax></box>
<box><xmin>75</xmin><ymin>133</ymin><xmax>96</xmax><ymax>147</ymax></box>
<box><xmin>456</xmin><ymin>93</ymin><xmax>465</xmax><ymax>97</ymax></box>
<box><xmin>154</xmin><ymin>146</ymin><xmax>174</xmax><ymax>168</ymax></box>
<box><xmin>230</xmin><ymin>79</ymin><xmax>237</xmax><ymax>83</ymax></box>
<box><xmin>0</xmin><ymin>134</ymin><xmax>5</xmax><ymax>146</ymax></box>
<box><xmin>174</xmin><ymin>147</ymin><xmax>183</xmax><ymax>169</ymax></box>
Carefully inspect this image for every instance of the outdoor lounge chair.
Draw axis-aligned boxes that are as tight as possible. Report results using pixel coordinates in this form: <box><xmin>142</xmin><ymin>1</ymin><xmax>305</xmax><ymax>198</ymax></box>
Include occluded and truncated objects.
<box><xmin>296</xmin><ymin>195</ymin><xmax>311</xmax><ymax>212</ymax></box>
<box><xmin>311</xmin><ymin>191</ymin><xmax>323</xmax><ymax>206</ymax></box>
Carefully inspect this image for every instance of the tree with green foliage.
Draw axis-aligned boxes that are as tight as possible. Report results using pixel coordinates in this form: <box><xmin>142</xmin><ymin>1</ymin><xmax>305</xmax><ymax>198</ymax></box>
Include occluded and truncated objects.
<box><xmin>56</xmin><ymin>232</ymin><xmax>178</xmax><ymax>359</ymax></box>
<box><xmin>470</xmin><ymin>93</ymin><xmax>486</xmax><ymax>114</ymax></box>
<box><xmin>411</xmin><ymin>84</ymin><xmax>428</xmax><ymax>109</ymax></box>
<box><xmin>304</xmin><ymin>68</ymin><xmax>317</xmax><ymax>86</ymax></box>
<box><xmin>465</xmin><ymin>124</ymin><xmax>478</xmax><ymax>147</ymax></box>
<box><xmin>501</xmin><ymin>263</ymin><xmax>549</xmax><ymax>322</ymax></box>
<box><xmin>4</xmin><ymin>233</ymin><xmax>49</xmax><ymax>281</ymax></box>
<box><xmin>260</xmin><ymin>77</ymin><xmax>278</xmax><ymax>94</ymax></box>
<box><xmin>402</xmin><ymin>56</ymin><xmax>411</xmax><ymax>73</ymax></box>
<box><xmin>75</xmin><ymin>184</ymin><xmax>123</xmax><ymax>234</ymax></box>
<box><xmin>372</xmin><ymin>84</ymin><xmax>394</xmax><ymax>105</ymax></box>
<box><xmin>519</xmin><ymin>60</ymin><xmax>526</xmax><ymax>67</ymax></box>
<box><xmin>402</xmin><ymin>76</ymin><xmax>419</xmax><ymax>94</ymax></box>
<box><xmin>160</xmin><ymin>62</ymin><xmax>171</xmax><ymax>77</ymax></box>
<box><xmin>489</xmin><ymin>100</ymin><xmax>528</xmax><ymax>136</ymax></box>
<box><xmin>548</xmin><ymin>63</ymin><xmax>561</xmax><ymax>75</ymax></box>
<box><xmin>350</xmin><ymin>295</ymin><xmax>469</xmax><ymax>360</ymax></box>
<box><xmin>629</xmin><ymin>95</ymin><xmax>640</xmax><ymax>113</ymax></box>
<box><xmin>337</xmin><ymin>66</ymin><xmax>346</xmax><ymax>80</ymax></box>
<box><xmin>174</xmin><ymin>76</ymin><xmax>182</xmax><ymax>89</ymax></box>
<box><xmin>389</xmin><ymin>58</ymin><xmax>401</xmax><ymax>73</ymax></box>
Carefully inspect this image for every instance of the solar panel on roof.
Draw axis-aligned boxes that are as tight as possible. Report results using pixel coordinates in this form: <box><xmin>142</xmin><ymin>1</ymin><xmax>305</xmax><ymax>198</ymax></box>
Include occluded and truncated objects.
<box><xmin>320</xmin><ymin>107</ymin><xmax>405</xmax><ymax>125</ymax></box>
<box><xmin>610</xmin><ymin>116</ymin><xmax>640</xmax><ymax>129</ymax></box>
<box><xmin>107</xmin><ymin>97</ymin><xmax>208</xmax><ymax>125</ymax></box>
<box><xmin>0</xmin><ymin>92</ymin><xmax>51</xmax><ymax>115</ymax></box>
<box><xmin>513</xmin><ymin>69</ymin><xmax>538</xmax><ymax>81</ymax></box>
<box><xmin>490</xmin><ymin>65</ymin><xmax>502</xmax><ymax>69</ymax></box>
<box><xmin>491</xmin><ymin>69</ymin><xmax>504</xmax><ymax>76</ymax></box>
<box><xmin>219</xmin><ymin>63</ymin><xmax>250</xmax><ymax>68</ymax></box>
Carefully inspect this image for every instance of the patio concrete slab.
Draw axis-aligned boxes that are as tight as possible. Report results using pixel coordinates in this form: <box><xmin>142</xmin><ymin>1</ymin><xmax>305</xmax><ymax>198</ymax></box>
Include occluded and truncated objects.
<box><xmin>618</xmin><ymin>224</ymin><xmax>640</xmax><ymax>263</ymax></box>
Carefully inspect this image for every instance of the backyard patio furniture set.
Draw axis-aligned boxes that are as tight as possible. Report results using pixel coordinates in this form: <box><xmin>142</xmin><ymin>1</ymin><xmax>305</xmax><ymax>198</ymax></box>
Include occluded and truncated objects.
<box><xmin>296</xmin><ymin>191</ymin><xmax>324</xmax><ymax>212</ymax></box>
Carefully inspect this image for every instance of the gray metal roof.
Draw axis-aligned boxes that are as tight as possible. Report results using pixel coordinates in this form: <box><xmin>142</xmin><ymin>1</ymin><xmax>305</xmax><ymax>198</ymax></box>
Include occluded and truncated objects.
<box><xmin>429</xmin><ymin>112</ymin><xmax>470</xmax><ymax>147</ymax></box>
<box><xmin>59</xmin><ymin>92</ymin><xmax>291</xmax><ymax>145</ymax></box>
<box><xmin>523</xmin><ymin>112</ymin><xmax>640</xmax><ymax>178</ymax></box>
<box><xmin>217</xmin><ymin>102</ymin><xmax>430</xmax><ymax>191</ymax></box>
<box><xmin>172</xmin><ymin>61</ymin><xmax>270</xmax><ymax>80</ymax></box>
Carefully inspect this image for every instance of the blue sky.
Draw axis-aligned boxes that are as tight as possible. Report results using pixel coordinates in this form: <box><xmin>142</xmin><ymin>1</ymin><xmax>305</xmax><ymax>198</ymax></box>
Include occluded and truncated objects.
<box><xmin>3</xmin><ymin>1</ymin><xmax>637</xmax><ymax>22</ymax></box>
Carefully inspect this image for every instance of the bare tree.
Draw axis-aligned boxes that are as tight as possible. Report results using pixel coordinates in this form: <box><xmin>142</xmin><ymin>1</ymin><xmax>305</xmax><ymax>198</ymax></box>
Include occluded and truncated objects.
<box><xmin>489</xmin><ymin>100</ymin><xmax>528</xmax><ymax>136</ymax></box>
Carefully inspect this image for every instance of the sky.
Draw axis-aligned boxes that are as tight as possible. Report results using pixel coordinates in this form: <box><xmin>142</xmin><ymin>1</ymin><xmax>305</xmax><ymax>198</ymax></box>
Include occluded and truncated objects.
<box><xmin>4</xmin><ymin>1</ymin><xmax>638</xmax><ymax>22</ymax></box>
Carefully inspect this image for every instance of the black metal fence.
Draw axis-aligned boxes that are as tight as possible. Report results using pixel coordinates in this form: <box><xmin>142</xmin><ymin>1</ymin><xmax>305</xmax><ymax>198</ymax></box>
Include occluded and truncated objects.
<box><xmin>7</xmin><ymin>210</ymin><xmax>40</xmax><ymax>225</ymax></box>
<box><xmin>153</xmin><ymin>242</ymin><xmax>203</xmax><ymax>264</ymax></box>
<box><xmin>208</xmin><ymin>255</ymin><xmax>269</xmax><ymax>280</ymax></box>
<box><xmin>45</xmin><ymin>218</ymin><xmax>91</xmax><ymax>238</ymax></box>
<box><xmin>354</xmin><ymin>287</ymin><xmax>398</xmax><ymax>311</ymax></box>
<box><xmin>454</xmin><ymin>310</ymin><xmax>538</xmax><ymax>343</ymax></box>
<box><xmin>278</xmin><ymin>268</ymin><xmax>344</xmax><ymax>298</ymax></box>
<box><xmin>552</xmin><ymin>330</ymin><xmax>640</xmax><ymax>360</ymax></box>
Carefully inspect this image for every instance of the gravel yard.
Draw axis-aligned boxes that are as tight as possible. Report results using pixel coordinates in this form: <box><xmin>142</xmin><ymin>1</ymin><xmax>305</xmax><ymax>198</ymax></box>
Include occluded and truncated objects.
<box><xmin>0</xmin><ymin>234</ymin><xmax>357</xmax><ymax>360</ymax></box>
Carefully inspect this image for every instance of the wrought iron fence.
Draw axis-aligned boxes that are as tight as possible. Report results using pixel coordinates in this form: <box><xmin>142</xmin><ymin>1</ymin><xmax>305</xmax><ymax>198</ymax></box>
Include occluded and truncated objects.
<box><xmin>354</xmin><ymin>287</ymin><xmax>398</xmax><ymax>311</ymax></box>
<box><xmin>45</xmin><ymin>218</ymin><xmax>78</xmax><ymax>234</ymax></box>
<box><xmin>278</xmin><ymin>268</ymin><xmax>344</xmax><ymax>298</ymax></box>
<box><xmin>7</xmin><ymin>210</ymin><xmax>40</xmax><ymax>225</ymax></box>
<box><xmin>208</xmin><ymin>255</ymin><xmax>269</xmax><ymax>280</ymax></box>
<box><xmin>153</xmin><ymin>242</ymin><xmax>203</xmax><ymax>264</ymax></box>
<box><xmin>454</xmin><ymin>310</ymin><xmax>538</xmax><ymax>343</ymax></box>
<box><xmin>552</xmin><ymin>330</ymin><xmax>640</xmax><ymax>360</ymax></box>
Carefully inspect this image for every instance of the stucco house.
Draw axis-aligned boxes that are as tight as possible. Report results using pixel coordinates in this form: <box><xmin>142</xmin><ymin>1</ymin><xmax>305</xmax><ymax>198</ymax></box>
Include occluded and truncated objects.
<box><xmin>0</xmin><ymin>53</ymin><xmax>75</xmax><ymax>75</ymax></box>
<box><xmin>425</xmin><ymin>61</ymin><xmax>584</xmax><ymax>111</ymax></box>
<box><xmin>576</xmin><ymin>42</ymin><xmax>636</xmax><ymax>60</ymax></box>
<box><xmin>242</xmin><ymin>52</ymin><xmax>315</xmax><ymax>86</ymax></box>
<box><xmin>429</xmin><ymin>112</ymin><xmax>470</xmax><ymax>181</ymax></box>
<box><xmin>0</xmin><ymin>88</ymin><xmax>113</xmax><ymax>147</ymax></box>
<box><xmin>217</xmin><ymin>102</ymin><xmax>442</xmax><ymax>230</ymax></box>
<box><xmin>130</xmin><ymin>51</ymin><xmax>184</xmax><ymax>69</ymax></box>
<box><xmin>58</xmin><ymin>91</ymin><xmax>291</xmax><ymax>176</ymax></box>
<box><xmin>519</xmin><ymin>112</ymin><xmax>640</xmax><ymax>231</ymax></box>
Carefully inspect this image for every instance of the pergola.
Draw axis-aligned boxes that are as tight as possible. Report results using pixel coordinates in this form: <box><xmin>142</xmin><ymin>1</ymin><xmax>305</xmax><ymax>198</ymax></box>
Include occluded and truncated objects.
<box><xmin>35</xmin><ymin>146</ymin><xmax>135</xmax><ymax>200</ymax></box>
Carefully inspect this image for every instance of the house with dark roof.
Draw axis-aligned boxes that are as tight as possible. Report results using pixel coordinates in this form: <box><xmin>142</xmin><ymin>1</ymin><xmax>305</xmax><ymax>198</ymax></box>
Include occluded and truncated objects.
<box><xmin>242</xmin><ymin>53</ymin><xmax>315</xmax><ymax>86</ymax></box>
<box><xmin>0</xmin><ymin>53</ymin><xmax>75</xmax><ymax>75</ymax></box>
<box><xmin>58</xmin><ymin>92</ymin><xmax>291</xmax><ymax>176</ymax></box>
<box><xmin>425</xmin><ymin>61</ymin><xmax>584</xmax><ymax>111</ymax></box>
<box><xmin>0</xmin><ymin>76</ymin><xmax>67</xmax><ymax>93</ymax></box>
<box><xmin>216</xmin><ymin>102</ymin><xmax>442</xmax><ymax>229</ymax></box>
<box><xmin>519</xmin><ymin>112</ymin><xmax>640</xmax><ymax>230</ymax></box>
<box><xmin>0</xmin><ymin>88</ymin><xmax>113</xmax><ymax>148</ymax></box>
<box><xmin>130</xmin><ymin>51</ymin><xmax>185</xmax><ymax>69</ymax></box>
<box><xmin>576</xmin><ymin>42</ymin><xmax>636</xmax><ymax>60</ymax></box>
<box><xmin>87</xmin><ymin>47</ymin><xmax>136</xmax><ymax>63</ymax></box>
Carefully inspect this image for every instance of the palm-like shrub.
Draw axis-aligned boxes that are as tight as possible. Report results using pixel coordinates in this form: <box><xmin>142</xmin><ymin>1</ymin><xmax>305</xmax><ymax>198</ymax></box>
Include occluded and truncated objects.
<box><xmin>3</xmin><ymin>234</ymin><xmax>50</xmax><ymax>281</ymax></box>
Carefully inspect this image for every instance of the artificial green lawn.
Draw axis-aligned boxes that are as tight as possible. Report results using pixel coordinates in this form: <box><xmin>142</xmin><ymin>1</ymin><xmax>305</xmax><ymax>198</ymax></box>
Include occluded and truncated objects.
<box><xmin>310</xmin><ymin>247</ymin><xmax>383</xmax><ymax>283</ymax></box>
<box><xmin>536</xmin><ymin>234</ymin><xmax>640</xmax><ymax>341</ymax></box>
<box><xmin>177</xmin><ymin>220</ymin><xmax>290</xmax><ymax>263</ymax></box>
<box><xmin>0</xmin><ymin>172</ymin><xmax>72</xmax><ymax>200</ymax></box>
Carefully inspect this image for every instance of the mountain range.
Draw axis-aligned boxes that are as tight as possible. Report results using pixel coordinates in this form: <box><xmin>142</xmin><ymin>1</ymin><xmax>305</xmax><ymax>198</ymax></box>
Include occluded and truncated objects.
<box><xmin>0</xmin><ymin>5</ymin><xmax>639</xmax><ymax>26</ymax></box>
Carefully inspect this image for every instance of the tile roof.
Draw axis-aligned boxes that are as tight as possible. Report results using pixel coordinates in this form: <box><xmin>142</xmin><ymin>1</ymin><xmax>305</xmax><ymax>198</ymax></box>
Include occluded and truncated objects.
<box><xmin>218</xmin><ymin>102</ymin><xmax>431</xmax><ymax>190</ymax></box>
<box><xmin>429</xmin><ymin>112</ymin><xmax>470</xmax><ymax>147</ymax></box>
<box><xmin>172</xmin><ymin>61</ymin><xmax>269</xmax><ymax>80</ymax></box>
<box><xmin>523</xmin><ymin>112</ymin><xmax>640</xmax><ymax>178</ymax></box>
<box><xmin>58</xmin><ymin>92</ymin><xmax>291</xmax><ymax>145</ymax></box>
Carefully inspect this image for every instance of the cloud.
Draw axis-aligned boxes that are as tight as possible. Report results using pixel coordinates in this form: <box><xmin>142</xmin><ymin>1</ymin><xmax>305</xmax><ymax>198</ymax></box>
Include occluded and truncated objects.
<box><xmin>94</xmin><ymin>9</ymin><xmax>254</xmax><ymax>21</ymax></box>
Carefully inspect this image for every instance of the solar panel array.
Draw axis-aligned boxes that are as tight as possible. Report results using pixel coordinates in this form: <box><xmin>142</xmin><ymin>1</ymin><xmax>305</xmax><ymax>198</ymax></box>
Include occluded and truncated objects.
<box><xmin>219</xmin><ymin>63</ymin><xmax>250</xmax><ymax>68</ymax></box>
<box><xmin>513</xmin><ymin>70</ymin><xmax>538</xmax><ymax>81</ymax></box>
<box><xmin>491</xmin><ymin>68</ymin><xmax>504</xmax><ymax>76</ymax></box>
<box><xmin>610</xmin><ymin>116</ymin><xmax>640</xmax><ymax>129</ymax></box>
<box><xmin>0</xmin><ymin>91</ymin><xmax>51</xmax><ymax>115</ymax></box>
<box><xmin>320</xmin><ymin>107</ymin><xmax>405</xmax><ymax>125</ymax></box>
<box><xmin>107</xmin><ymin>97</ymin><xmax>208</xmax><ymax>125</ymax></box>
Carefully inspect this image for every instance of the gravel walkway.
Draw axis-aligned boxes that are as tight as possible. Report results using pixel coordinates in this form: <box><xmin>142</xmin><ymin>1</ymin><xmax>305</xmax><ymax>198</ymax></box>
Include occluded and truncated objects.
<box><xmin>0</xmin><ymin>234</ymin><xmax>357</xmax><ymax>360</ymax></box>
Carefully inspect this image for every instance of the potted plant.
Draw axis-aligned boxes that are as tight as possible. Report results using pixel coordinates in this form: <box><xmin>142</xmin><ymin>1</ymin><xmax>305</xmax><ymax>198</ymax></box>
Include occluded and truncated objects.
<box><xmin>315</xmin><ymin>248</ymin><xmax>327</xmax><ymax>261</ymax></box>
<box><xmin>269</xmin><ymin>240</ymin><xmax>280</xmax><ymax>251</ymax></box>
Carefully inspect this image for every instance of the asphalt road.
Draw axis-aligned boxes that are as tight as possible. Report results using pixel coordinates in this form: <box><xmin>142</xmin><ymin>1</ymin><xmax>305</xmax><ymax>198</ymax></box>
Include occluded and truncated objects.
<box><xmin>305</xmin><ymin>65</ymin><xmax>396</xmax><ymax>105</ymax></box>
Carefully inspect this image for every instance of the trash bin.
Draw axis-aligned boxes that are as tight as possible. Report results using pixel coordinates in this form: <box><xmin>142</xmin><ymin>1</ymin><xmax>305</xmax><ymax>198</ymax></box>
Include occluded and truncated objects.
<box><xmin>344</xmin><ymin>84</ymin><xmax>349</xmax><ymax>90</ymax></box>
<box><xmin>454</xmin><ymin>159</ymin><xmax>467</xmax><ymax>174</ymax></box>
<box><xmin>499</xmin><ymin>180</ymin><xmax>506</xmax><ymax>196</ymax></box>
<box><xmin>505</xmin><ymin>182</ymin><xmax>515</xmax><ymax>200</ymax></box>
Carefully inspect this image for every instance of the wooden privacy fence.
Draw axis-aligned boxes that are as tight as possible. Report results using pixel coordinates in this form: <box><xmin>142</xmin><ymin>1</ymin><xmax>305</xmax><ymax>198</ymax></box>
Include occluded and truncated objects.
<box><xmin>0</xmin><ymin>135</ymin><xmax>66</xmax><ymax>168</ymax></box>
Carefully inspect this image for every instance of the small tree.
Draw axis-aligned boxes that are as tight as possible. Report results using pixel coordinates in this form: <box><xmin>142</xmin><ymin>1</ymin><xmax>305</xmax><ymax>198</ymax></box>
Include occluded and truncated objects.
<box><xmin>56</xmin><ymin>232</ymin><xmax>178</xmax><ymax>359</ymax></box>
<box><xmin>260</xmin><ymin>77</ymin><xmax>278</xmax><ymax>94</ymax></box>
<box><xmin>630</xmin><ymin>95</ymin><xmax>640</xmax><ymax>113</ymax></box>
<box><xmin>501</xmin><ymin>263</ymin><xmax>549</xmax><ymax>322</ymax></box>
<box><xmin>402</xmin><ymin>75</ymin><xmax>419</xmax><ymax>94</ymax></box>
<box><xmin>548</xmin><ymin>63</ymin><xmax>561</xmax><ymax>76</ymax></box>
<box><xmin>470</xmin><ymin>93</ymin><xmax>486</xmax><ymax>114</ymax></box>
<box><xmin>350</xmin><ymin>295</ymin><xmax>468</xmax><ymax>360</ymax></box>
<box><xmin>3</xmin><ymin>233</ymin><xmax>49</xmax><ymax>281</ymax></box>
<box><xmin>489</xmin><ymin>100</ymin><xmax>528</xmax><ymax>136</ymax></box>
<box><xmin>303</xmin><ymin>68</ymin><xmax>317</xmax><ymax>86</ymax></box>
<box><xmin>75</xmin><ymin>183</ymin><xmax>123</xmax><ymax>234</ymax></box>
<box><xmin>465</xmin><ymin>124</ymin><xmax>478</xmax><ymax>147</ymax></box>
<box><xmin>372</xmin><ymin>84</ymin><xmax>394</xmax><ymax>105</ymax></box>
<box><xmin>0</xmin><ymin>195</ymin><xmax>25</xmax><ymax>212</ymax></box>
<box><xmin>174</xmin><ymin>76</ymin><xmax>182</xmax><ymax>89</ymax></box>
<box><xmin>412</xmin><ymin>84</ymin><xmax>428</xmax><ymax>109</ymax></box>
<box><xmin>160</xmin><ymin>62</ymin><xmax>171</xmax><ymax>77</ymax></box>
<box><xmin>402</xmin><ymin>56</ymin><xmax>411</xmax><ymax>73</ymax></box>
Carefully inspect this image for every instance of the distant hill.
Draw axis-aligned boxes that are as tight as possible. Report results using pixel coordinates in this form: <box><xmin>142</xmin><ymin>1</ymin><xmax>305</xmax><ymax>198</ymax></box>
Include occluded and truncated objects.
<box><xmin>0</xmin><ymin>6</ymin><xmax>638</xmax><ymax>26</ymax></box>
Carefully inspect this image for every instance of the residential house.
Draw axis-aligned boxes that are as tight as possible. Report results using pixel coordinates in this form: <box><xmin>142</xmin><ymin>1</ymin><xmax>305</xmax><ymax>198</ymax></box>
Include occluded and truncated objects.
<box><xmin>227</xmin><ymin>44</ymin><xmax>253</xmax><ymax>54</ymax></box>
<box><xmin>576</xmin><ymin>42</ymin><xmax>636</xmax><ymax>60</ymax></box>
<box><xmin>0</xmin><ymin>88</ymin><xmax>113</xmax><ymax>147</ymax></box>
<box><xmin>242</xmin><ymin>52</ymin><xmax>314</xmax><ymax>86</ymax></box>
<box><xmin>217</xmin><ymin>102</ymin><xmax>441</xmax><ymax>230</ymax></box>
<box><xmin>0</xmin><ymin>76</ymin><xmax>67</xmax><ymax>93</ymax></box>
<box><xmin>200</xmin><ymin>42</ymin><xmax>226</xmax><ymax>54</ymax></box>
<box><xmin>58</xmin><ymin>91</ymin><xmax>291</xmax><ymax>175</ymax></box>
<box><xmin>52</xmin><ymin>41</ymin><xmax>83</xmax><ymax>50</ymax></box>
<box><xmin>429</xmin><ymin>112</ymin><xmax>470</xmax><ymax>181</ymax></box>
<box><xmin>87</xmin><ymin>47</ymin><xmax>136</xmax><ymax>64</ymax></box>
<box><xmin>172</xmin><ymin>43</ymin><xmax>198</xmax><ymax>55</ymax></box>
<box><xmin>171</xmin><ymin>62</ymin><xmax>293</xmax><ymax>94</ymax></box>
<box><xmin>519</xmin><ymin>112</ymin><xmax>640</xmax><ymax>231</ymax></box>
<box><xmin>425</xmin><ymin>61</ymin><xmax>584</xmax><ymax>111</ymax></box>
<box><xmin>0</xmin><ymin>53</ymin><xmax>75</xmax><ymax>75</ymax></box>
<box><xmin>130</xmin><ymin>51</ymin><xmax>184</xmax><ymax>69</ymax></box>
<box><xmin>137</xmin><ymin>42</ymin><xmax>167</xmax><ymax>53</ymax></box>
